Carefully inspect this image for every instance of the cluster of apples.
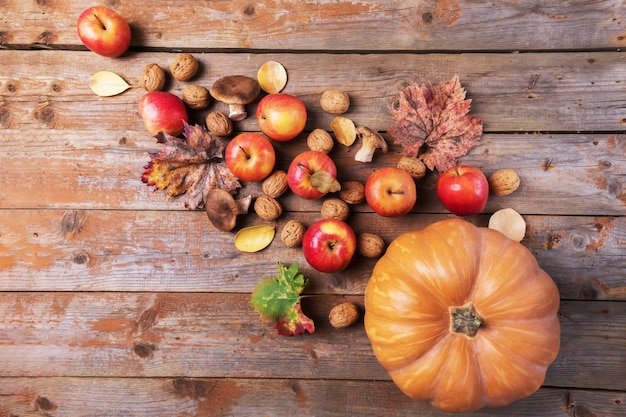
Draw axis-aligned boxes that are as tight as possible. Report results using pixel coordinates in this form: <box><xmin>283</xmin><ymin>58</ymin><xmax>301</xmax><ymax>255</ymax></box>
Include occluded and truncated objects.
<box><xmin>75</xmin><ymin>6</ymin><xmax>494</xmax><ymax>274</ymax></box>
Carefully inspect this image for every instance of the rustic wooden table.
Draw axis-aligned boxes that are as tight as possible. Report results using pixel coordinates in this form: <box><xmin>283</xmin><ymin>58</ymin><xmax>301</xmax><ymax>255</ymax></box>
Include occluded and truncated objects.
<box><xmin>1</xmin><ymin>1</ymin><xmax>625</xmax><ymax>416</ymax></box>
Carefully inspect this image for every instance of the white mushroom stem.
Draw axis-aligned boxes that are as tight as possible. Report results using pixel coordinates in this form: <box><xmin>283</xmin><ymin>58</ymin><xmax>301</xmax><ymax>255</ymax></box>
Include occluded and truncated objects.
<box><xmin>228</xmin><ymin>104</ymin><xmax>247</xmax><ymax>121</ymax></box>
<box><xmin>355</xmin><ymin>127</ymin><xmax>388</xmax><ymax>163</ymax></box>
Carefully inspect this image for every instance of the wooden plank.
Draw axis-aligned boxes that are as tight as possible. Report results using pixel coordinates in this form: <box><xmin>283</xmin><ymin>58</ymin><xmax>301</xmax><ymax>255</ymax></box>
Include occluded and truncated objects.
<box><xmin>1</xmin><ymin>209</ymin><xmax>625</xmax><ymax>300</ymax></box>
<box><xmin>2</xmin><ymin>128</ymin><xmax>624</xmax><ymax>215</ymax></box>
<box><xmin>1</xmin><ymin>50</ymin><xmax>625</xmax><ymax>133</ymax></box>
<box><xmin>2</xmin><ymin>1</ymin><xmax>624</xmax><ymax>52</ymax></box>
<box><xmin>0</xmin><ymin>293</ymin><xmax>624</xmax><ymax>391</ymax></box>
<box><xmin>0</xmin><ymin>378</ymin><xmax>623</xmax><ymax>417</ymax></box>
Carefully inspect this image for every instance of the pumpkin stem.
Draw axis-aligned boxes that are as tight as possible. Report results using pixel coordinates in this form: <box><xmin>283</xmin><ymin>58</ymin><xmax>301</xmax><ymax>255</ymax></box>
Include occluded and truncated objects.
<box><xmin>450</xmin><ymin>302</ymin><xmax>483</xmax><ymax>338</ymax></box>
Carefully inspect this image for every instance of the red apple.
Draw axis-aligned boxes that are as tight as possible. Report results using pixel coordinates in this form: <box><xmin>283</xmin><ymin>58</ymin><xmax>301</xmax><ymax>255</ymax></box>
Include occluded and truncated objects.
<box><xmin>287</xmin><ymin>150</ymin><xmax>338</xmax><ymax>200</ymax></box>
<box><xmin>302</xmin><ymin>219</ymin><xmax>356</xmax><ymax>273</ymax></box>
<box><xmin>365</xmin><ymin>167</ymin><xmax>417</xmax><ymax>217</ymax></box>
<box><xmin>225</xmin><ymin>132</ymin><xmax>276</xmax><ymax>182</ymax></box>
<box><xmin>256</xmin><ymin>93</ymin><xmax>307</xmax><ymax>142</ymax></box>
<box><xmin>436</xmin><ymin>165</ymin><xmax>489</xmax><ymax>216</ymax></box>
<box><xmin>77</xmin><ymin>6</ymin><xmax>131</xmax><ymax>58</ymax></box>
<box><xmin>138</xmin><ymin>92</ymin><xmax>189</xmax><ymax>137</ymax></box>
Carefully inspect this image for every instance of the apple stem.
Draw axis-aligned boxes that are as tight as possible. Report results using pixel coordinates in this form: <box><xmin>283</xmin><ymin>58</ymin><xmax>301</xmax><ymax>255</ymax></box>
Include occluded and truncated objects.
<box><xmin>297</xmin><ymin>162</ymin><xmax>312</xmax><ymax>174</ymax></box>
<box><xmin>388</xmin><ymin>190</ymin><xmax>405</xmax><ymax>196</ymax></box>
<box><xmin>238</xmin><ymin>145</ymin><xmax>250</xmax><ymax>160</ymax></box>
<box><xmin>327</xmin><ymin>240</ymin><xmax>339</xmax><ymax>250</ymax></box>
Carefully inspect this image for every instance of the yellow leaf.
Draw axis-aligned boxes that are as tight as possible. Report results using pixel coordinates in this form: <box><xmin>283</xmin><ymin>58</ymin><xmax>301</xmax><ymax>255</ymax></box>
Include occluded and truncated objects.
<box><xmin>257</xmin><ymin>61</ymin><xmax>288</xmax><ymax>94</ymax></box>
<box><xmin>234</xmin><ymin>225</ymin><xmax>276</xmax><ymax>253</ymax></box>
<box><xmin>89</xmin><ymin>70</ymin><xmax>132</xmax><ymax>97</ymax></box>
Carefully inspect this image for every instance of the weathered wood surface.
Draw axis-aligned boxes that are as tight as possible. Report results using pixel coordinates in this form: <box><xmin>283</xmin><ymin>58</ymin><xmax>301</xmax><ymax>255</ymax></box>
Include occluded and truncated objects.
<box><xmin>1</xmin><ymin>1</ymin><xmax>625</xmax><ymax>416</ymax></box>
<box><xmin>3</xmin><ymin>0</ymin><xmax>625</xmax><ymax>51</ymax></box>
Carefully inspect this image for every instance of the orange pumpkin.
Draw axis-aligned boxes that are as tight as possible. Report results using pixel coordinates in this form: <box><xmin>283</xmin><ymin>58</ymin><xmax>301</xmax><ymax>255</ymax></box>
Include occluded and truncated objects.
<box><xmin>364</xmin><ymin>219</ymin><xmax>560</xmax><ymax>413</ymax></box>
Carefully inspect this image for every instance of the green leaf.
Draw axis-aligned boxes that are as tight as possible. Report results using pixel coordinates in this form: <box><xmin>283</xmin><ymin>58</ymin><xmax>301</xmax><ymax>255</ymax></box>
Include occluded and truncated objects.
<box><xmin>250</xmin><ymin>262</ymin><xmax>315</xmax><ymax>336</ymax></box>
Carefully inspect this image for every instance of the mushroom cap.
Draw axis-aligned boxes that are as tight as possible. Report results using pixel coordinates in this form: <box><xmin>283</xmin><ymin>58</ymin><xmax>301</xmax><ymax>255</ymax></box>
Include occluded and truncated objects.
<box><xmin>205</xmin><ymin>188</ymin><xmax>238</xmax><ymax>232</ymax></box>
<box><xmin>209</xmin><ymin>75</ymin><xmax>261</xmax><ymax>105</ymax></box>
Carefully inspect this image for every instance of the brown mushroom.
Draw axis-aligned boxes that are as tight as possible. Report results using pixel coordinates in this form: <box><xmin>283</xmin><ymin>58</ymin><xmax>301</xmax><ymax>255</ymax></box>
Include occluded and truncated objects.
<box><xmin>209</xmin><ymin>75</ymin><xmax>261</xmax><ymax>121</ymax></box>
<box><xmin>354</xmin><ymin>127</ymin><xmax>388</xmax><ymax>163</ymax></box>
<box><xmin>205</xmin><ymin>188</ymin><xmax>251</xmax><ymax>232</ymax></box>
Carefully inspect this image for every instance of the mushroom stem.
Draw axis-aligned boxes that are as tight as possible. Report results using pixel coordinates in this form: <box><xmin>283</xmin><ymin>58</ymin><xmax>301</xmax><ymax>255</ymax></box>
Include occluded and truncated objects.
<box><xmin>228</xmin><ymin>104</ymin><xmax>247</xmax><ymax>121</ymax></box>
<box><xmin>355</xmin><ymin>127</ymin><xmax>388</xmax><ymax>163</ymax></box>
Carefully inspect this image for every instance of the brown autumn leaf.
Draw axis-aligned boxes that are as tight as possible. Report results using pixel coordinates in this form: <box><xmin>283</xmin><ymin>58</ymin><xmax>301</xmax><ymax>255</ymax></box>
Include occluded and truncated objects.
<box><xmin>141</xmin><ymin>122</ymin><xmax>240</xmax><ymax>210</ymax></box>
<box><xmin>388</xmin><ymin>75</ymin><xmax>483</xmax><ymax>172</ymax></box>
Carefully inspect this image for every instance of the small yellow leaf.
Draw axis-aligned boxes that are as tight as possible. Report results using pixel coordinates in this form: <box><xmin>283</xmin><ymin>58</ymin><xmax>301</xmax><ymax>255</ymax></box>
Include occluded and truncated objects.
<box><xmin>257</xmin><ymin>61</ymin><xmax>288</xmax><ymax>94</ymax></box>
<box><xmin>90</xmin><ymin>70</ymin><xmax>132</xmax><ymax>97</ymax></box>
<box><xmin>234</xmin><ymin>225</ymin><xmax>276</xmax><ymax>252</ymax></box>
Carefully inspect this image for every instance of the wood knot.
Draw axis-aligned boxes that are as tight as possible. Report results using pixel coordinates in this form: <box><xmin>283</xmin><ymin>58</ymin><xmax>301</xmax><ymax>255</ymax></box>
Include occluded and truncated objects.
<box><xmin>173</xmin><ymin>378</ymin><xmax>215</xmax><ymax>399</ymax></box>
<box><xmin>61</xmin><ymin>210</ymin><xmax>86</xmax><ymax>238</ymax></box>
<box><xmin>133</xmin><ymin>342</ymin><xmax>158</xmax><ymax>359</ymax></box>
<box><xmin>35</xmin><ymin>395</ymin><xmax>58</xmax><ymax>412</ymax></box>
<box><xmin>33</xmin><ymin>31</ymin><xmax>57</xmax><ymax>49</ymax></box>
<box><xmin>0</xmin><ymin>106</ymin><xmax>10</xmax><ymax>128</ymax></box>
<box><xmin>72</xmin><ymin>252</ymin><xmax>90</xmax><ymax>265</ymax></box>
<box><xmin>34</xmin><ymin>104</ymin><xmax>56</xmax><ymax>127</ymax></box>
<box><xmin>242</xmin><ymin>4</ymin><xmax>255</xmax><ymax>16</ymax></box>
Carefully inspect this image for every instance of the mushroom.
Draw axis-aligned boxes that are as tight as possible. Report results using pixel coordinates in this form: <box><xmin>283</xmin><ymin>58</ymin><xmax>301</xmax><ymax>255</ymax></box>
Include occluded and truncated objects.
<box><xmin>209</xmin><ymin>75</ymin><xmax>261</xmax><ymax>121</ymax></box>
<box><xmin>205</xmin><ymin>188</ymin><xmax>252</xmax><ymax>232</ymax></box>
<box><xmin>354</xmin><ymin>127</ymin><xmax>388</xmax><ymax>163</ymax></box>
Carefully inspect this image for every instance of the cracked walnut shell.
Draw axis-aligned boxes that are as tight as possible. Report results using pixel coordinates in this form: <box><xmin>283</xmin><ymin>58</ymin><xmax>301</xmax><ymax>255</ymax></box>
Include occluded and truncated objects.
<box><xmin>281</xmin><ymin>220</ymin><xmax>305</xmax><ymax>248</ymax></box>
<box><xmin>262</xmin><ymin>170</ymin><xmax>289</xmax><ymax>198</ymax></box>
<box><xmin>139</xmin><ymin>63</ymin><xmax>166</xmax><ymax>92</ymax></box>
<box><xmin>254</xmin><ymin>195</ymin><xmax>282</xmax><ymax>221</ymax></box>
<box><xmin>170</xmin><ymin>53</ymin><xmax>199</xmax><ymax>81</ymax></box>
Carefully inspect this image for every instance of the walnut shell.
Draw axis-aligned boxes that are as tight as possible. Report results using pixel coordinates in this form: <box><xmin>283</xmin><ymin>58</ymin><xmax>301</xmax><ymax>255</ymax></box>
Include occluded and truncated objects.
<box><xmin>205</xmin><ymin>111</ymin><xmax>233</xmax><ymax>137</ymax></box>
<box><xmin>320</xmin><ymin>89</ymin><xmax>350</xmax><ymax>114</ymax></box>
<box><xmin>262</xmin><ymin>170</ymin><xmax>289</xmax><ymax>198</ymax></box>
<box><xmin>357</xmin><ymin>233</ymin><xmax>386</xmax><ymax>258</ymax></box>
<box><xmin>397</xmin><ymin>156</ymin><xmax>427</xmax><ymax>180</ymax></box>
<box><xmin>339</xmin><ymin>181</ymin><xmax>365</xmax><ymax>205</ymax></box>
<box><xmin>329</xmin><ymin>302</ymin><xmax>360</xmax><ymax>329</ymax></box>
<box><xmin>170</xmin><ymin>53</ymin><xmax>199</xmax><ymax>81</ymax></box>
<box><xmin>254</xmin><ymin>195</ymin><xmax>282</xmax><ymax>221</ymax></box>
<box><xmin>281</xmin><ymin>219</ymin><xmax>306</xmax><ymax>248</ymax></box>
<box><xmin>488</xmin><ymin>168</ymin><xmax>521</xmax><ymax>196</ymax></box>
<box><xmin>321</xmin><ymin>198</ymin><xmax>350</xmax><ymax>221</ymax></box>
<box><xmin>182</xmin><ymin>85</ymin><xmax>210</xmax><ymax>110</ymax></box>
<box><xmin>139</xmin><ymin>63</ymin><xmax>166</xmax><ymax>92</ymax></box>
<box><xmin>307</xmin><ymin>129</ymin><xmax>334</xmax><ymax>153</ymax></box>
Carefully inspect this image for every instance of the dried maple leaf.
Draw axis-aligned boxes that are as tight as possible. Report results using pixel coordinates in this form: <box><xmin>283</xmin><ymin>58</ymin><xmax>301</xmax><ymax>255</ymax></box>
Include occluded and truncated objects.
<box><xmin>141</xmin><ymin>122</ymin><xmax>240</xmax><ymax>210</ymax></box>
<box><xmin>250</xmin><ymin>262</ymin><xmax>315</xmax><ymax>336</ymax></box>
<box><xmin>388</xmin><ymin>75</ymin><xmax>483</xmax><ymax>172</ymax></box>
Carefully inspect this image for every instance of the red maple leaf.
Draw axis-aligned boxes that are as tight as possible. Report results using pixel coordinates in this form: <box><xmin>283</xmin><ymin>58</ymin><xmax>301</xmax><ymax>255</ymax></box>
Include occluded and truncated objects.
<box><xmin>388</xmin><ymin>75</ymin><xmax>483</xmax><ymax>172</ymax></box>
<box><xmin>141</xmin><ymin>122</ymin><xmax>240</xmax><ymax>210</ymax></box>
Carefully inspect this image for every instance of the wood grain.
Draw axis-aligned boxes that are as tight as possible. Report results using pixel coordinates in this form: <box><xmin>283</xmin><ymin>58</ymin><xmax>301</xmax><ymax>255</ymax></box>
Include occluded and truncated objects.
<box><xmin>0</xmin><ymin>293</ymin><xmax>624</xmax><ymax>392</ymax></box>
<box><xmin>0</xmin><ymin>378</ymin><xmax>623</xmax><ymax>417</ymax></box>
<box><xmin>2</xmin><ymin>1</ymin><xmax>625</xmax><ymax>51</ymax></box>
<box><xmin>1</xmin><ymin>51</ymin><xmax>625</xmax><ymax>132</ymax></box>
<box><xmin>0</xmin><ymin>210</ymin><xmax>624</xmax><ymax>301</ymax></box>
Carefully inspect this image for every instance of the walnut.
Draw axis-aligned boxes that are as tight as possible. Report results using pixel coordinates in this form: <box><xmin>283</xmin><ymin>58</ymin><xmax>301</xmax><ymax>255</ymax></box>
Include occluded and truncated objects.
<box><xmin>307</xmin><ymin>129</ymin><xmax>334</xmax><ymax>153</ymax></box>
<box><xmin>488</xmin><ymin>168</ymin><xmax>520</xmax><ymax>196</ymax></box>
<box><xmin>397</xmin><ymin>156</ymin><xmax>427</xmax><ymax>180</ymax></box>
<box><xmin>139</xmin><ymin>63</ymin><xmax>166</xmax><ymax>92</ymax></box>
<box><xmin>329</xmin><ymin>302</ymin><xmax>360</xmax><ymax>328</ymax></box>
<box><xmin>205</xmin><ymin>111</ymin><xmax>233</xmax><ymax>137</ymax></box>
<box><xmin>339</xmin><ymin>181</ymin><xmax>365</xmax><ymax>205</ymax></box>
<box><xmin>182</xmin><ymin>85</ymin><xmax>210</xmax><ymax>110</ymax></box>
<box><xmin>321</xmin><ymin>198</ymin><xmax>350</xmax><ymax>221</ymax></box>
<box><xmin>357</xmin><ymin>233</ymin><xmax>386</xmax><ymax>258</ymax></box>
<box><xmin>262</xmin><ymin>170</ymin><xmax>289</xmax><ymax>198</ymax></box>
<box><xmin>280</xmin><ymin>219</ymin><xmax>306</xmax><ymax>248</ymax></box>
<box><xmin>254</xmin><ymin>195</ymin><xmax>282</xmax><ymax>220</ymax></box>
<box><xmin>320</xmin><ymin>89</ymin><xmax>350</xmax><ymax>114</ymax></box>
<box><xmin>170</xmin><ymin>53</ymin><xmax>199</xmax><ymax>81</ymax></box>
